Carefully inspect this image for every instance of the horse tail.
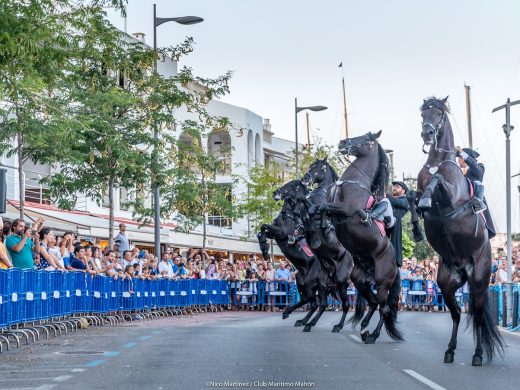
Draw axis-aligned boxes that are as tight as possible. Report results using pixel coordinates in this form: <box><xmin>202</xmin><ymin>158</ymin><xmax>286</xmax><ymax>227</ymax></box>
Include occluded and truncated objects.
<box><xmin>384</xmin><ymin>271</ymin><xmax>404</xmax><ymax>341</ymax></box>
<box><xmin>467</xmin><ymin>290</ymin><xmax>505</xmax><ymax>362</ymax></box>
<box><xmin>348</xmin><ymin>294</ymin><xmax>367</xmax><ymax>327</ymax></box>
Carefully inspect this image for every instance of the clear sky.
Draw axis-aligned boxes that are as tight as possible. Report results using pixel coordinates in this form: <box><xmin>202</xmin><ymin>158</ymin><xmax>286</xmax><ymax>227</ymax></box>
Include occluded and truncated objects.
<box><xmin>107</xmin><ymin>0</ymin><xmax>520</xmax><ymax>233</ymax></box>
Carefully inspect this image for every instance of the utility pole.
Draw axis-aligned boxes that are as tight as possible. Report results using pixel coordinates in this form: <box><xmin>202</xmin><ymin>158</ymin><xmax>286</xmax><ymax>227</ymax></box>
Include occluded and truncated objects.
<box><xmin>465</xmin><ymin>84</ymin><xmax>473</xmax><ymax>148</ymax></box>
<box><xmin>492</xmin><ymin>97</ymin><xmax>520</xmax><ymax>323</ymax></box>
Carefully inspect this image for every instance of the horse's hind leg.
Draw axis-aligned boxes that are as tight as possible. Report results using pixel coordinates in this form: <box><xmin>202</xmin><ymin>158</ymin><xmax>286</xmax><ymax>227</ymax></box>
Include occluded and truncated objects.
<box><xmin>304</xmin><ymin>286</ymin><xmax>328</xmax><ymax>332</ymax></box>
<box><xmin>283</xmin><ymin>297</ymin><xmax>309</xmax><ymax>320</ymax></box>
<box><xmin>332</xmin><ymin>282</ymin><xmax>350</xmax><ymax>333</ymax></box>
<box><xmin>437</xmin><ymin>262</ymin><xmax>466</xmax><ymax>363</ymax></box>
<box><xmin>294</xmin><ymin>287</ymin><xmax>318</xmax><ymax>327</ymax></box>
<box><xmin>355</xmin><ymin>281</ymin><xmax>379</xmax><ymax>341</ymax></box>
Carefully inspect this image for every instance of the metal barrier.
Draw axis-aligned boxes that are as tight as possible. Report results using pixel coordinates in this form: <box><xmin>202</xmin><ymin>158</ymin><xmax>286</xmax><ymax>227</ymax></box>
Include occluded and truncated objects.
<box><xmin>488</xmin><ymin>283</ymin><xmax>520</xmax><ymax>331</ymax></box>
<box><xmin>0</xmin><ymin>269</ymin><xmax>231</xmax><ymax>352</ymax></box>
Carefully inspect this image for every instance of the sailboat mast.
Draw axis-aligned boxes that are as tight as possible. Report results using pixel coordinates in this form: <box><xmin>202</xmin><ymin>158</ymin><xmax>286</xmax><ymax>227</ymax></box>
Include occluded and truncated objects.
<box><xmin>342</xmin><ymin>76</ymin><xmax>349</xmax><ymax>139</ymax></box>
<box><xmin>465</xmin><ymin>84</ymin><xmax>473</xmax><ymax>148</ymax></box>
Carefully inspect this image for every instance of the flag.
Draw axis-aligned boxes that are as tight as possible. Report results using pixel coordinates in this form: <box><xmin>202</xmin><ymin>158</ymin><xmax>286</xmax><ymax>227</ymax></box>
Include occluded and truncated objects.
<box><xmin>338</xmin><ymin>62</ymin><xmax>343</xmax><ymax>67</ymax></box>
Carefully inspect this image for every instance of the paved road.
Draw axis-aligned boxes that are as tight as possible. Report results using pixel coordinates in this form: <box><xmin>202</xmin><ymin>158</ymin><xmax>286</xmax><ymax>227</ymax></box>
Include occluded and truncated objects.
<box><xmin>1</xmin><ymin>310</ymin><xmax>520</xmax><ymax>390</ymax></box>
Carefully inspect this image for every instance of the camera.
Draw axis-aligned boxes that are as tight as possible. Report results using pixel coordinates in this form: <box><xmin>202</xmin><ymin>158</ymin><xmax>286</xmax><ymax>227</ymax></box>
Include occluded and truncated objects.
<box><xmin>31</xmin><ymin>229</ymin><xmax>37</xmax><ymax>235</ymax></box>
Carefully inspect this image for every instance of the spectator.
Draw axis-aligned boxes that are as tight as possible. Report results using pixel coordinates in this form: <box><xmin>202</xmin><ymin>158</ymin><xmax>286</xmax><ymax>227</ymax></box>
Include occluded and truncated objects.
<box><xmin>265</xmin><ymin>262</ymin><xmax>276</xmax><ymax>311</ymax></box>
<box><xmin>114</xmin><ymin>223</ymin><xmax>130</xmax><ymax>257</ymax></box>
<box><xmin>496</xmin><ymin>259</ymin><xmax>508</xmax><ymax>283</ymax></box>
<box><xmin>275</xmin><ymin>261</ymin><xmax>291</xmax><ymax>310</ymax></box>
<box><xmin>422</xmin><ymin>258</ymin><xmax>434</xmax><ymax>280</ymax></box>
<box><xmin>158</xmin><ymin>254</ymin><xmax>174</xmax><ymax>279</ymax></box>
<box><xmin>121</xmin><ymin>250</ymin><xmax>133</xmax><ymax>268</ymax></box>
<box><xmin>399</xmin><ymin>261</ymin><xmax>411</xmax><ymax>280</ymax></box>
<box><xmin>39</xmin><ymin>228</ymin><xmax>65</xmax><ymax>271</ymax></box>
<box><xmin>205</xmin><ymin>256</ymin><xmax>218</xmax><ymax>280</ymax></box>
<box><xmin>0</xmin><ymin>217</ymin><xmax>13</xmax><ymax>269</ymax></box>
<box><xmin>177</xmin><ymin>257</ymin><xmax>189</xmax><ymax>279</ymax></box>
<box><xmin>6</xmin><ymin>218</ymin><xmax>42</xmax><ymax>269</ymax></box>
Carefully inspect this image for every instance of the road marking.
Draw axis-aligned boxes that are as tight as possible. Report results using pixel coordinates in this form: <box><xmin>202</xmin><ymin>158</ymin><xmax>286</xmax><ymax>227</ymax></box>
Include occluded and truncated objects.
<box><xmin>0</xmin><ymin>376</ymin><xmax>71</xmax><ymax>383</ymax></box>
<box><xmin>403</xmin><ymin>369</ymin><xmax>447</xmax><ymax>390</ymax></box>
<box><xmin>138</xmin><ymin>335</ymin><xmax>151</xmax><ymax>341</ymax></box>
<box><xmin>500</xmin><ymin>328</ymin><xmax>520</xmax><ymax>338</ymax></box>
<box><xmin>3</xmin><ymin>369</ymin><xmax>84</xmax><ymax>373</ymax></box>
<box><xmin>104</xmin><ymin>351</ymin><xmax>120</xmax><ymax>357</ymax></box>
<box><xmin>84</xmin><ymin>360</ymin><xmax>105</xmax><ymax>367</ymax></box>
<box><xmin>0</xmin><ymin>385</ymin><xmax>56</xmax><ymax>390</ymax></box>
<box><xmin>123</xmin><ymin>342</ymin><xmax>136</xmax><ymax>348</ymax></box>
<box><xmin>349</xmin><ymin>335</ymin><xmax>362</xmax><ymax>343</ymax></box>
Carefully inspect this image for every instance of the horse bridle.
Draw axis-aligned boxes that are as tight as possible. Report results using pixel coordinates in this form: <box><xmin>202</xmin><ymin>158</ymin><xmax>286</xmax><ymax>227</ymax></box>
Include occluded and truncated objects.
<box><xmin>341</xmin><ymin>137</ymin><xmax>376</xmax><ymax>157</ymax></box>
<box><xmin>421</xmin><ymin>109</ymin><xmax>456</xmax><ymax>155</ymax></box>
<box><xmin>302</xmin><ymin>163</ymin><xmax>328</xmax><ymax>186</ymax></box>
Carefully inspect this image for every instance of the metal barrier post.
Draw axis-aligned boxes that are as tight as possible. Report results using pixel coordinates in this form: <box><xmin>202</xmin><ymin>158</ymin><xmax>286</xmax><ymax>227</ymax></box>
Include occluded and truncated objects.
<box><xmin>502</xmin><ymin>289</ymin><xmax>508</xmax><ymax>328</ymax></box>
<box><xmin>513</xmin><ymin>290</ymin><xmax>519</xmax><ymax>329</ymax></box>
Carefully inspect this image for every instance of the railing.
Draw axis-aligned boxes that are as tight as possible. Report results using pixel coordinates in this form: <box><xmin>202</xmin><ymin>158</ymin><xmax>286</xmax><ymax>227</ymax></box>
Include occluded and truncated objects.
<box><xmin>0</xmin><ymin>269</ymin><xmax>230</xmax><ymax>330</ymax></box>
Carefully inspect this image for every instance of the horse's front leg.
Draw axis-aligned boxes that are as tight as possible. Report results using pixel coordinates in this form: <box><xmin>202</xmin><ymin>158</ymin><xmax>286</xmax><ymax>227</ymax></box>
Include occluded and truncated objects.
<box><xmin>418</xmin><ymin>174</ymin><xmax>442</xmax><ymax>210</ymax></box>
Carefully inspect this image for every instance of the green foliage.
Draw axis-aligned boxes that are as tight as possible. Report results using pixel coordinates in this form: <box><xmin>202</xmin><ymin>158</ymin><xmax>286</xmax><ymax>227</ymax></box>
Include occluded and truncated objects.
<box><xmin>236</xmin><ymin>162</ymin><xmax>285</xmax><ymax>234</ymax></box>
<box><xmin>402</xmin><ymin>229</ymin><xmax>415</xmax><ymax>259</ymax></box>
<box><xmin>296</xmin><ymin>137</ymin><xmax>346</xmax><ymax>179</ymax></box>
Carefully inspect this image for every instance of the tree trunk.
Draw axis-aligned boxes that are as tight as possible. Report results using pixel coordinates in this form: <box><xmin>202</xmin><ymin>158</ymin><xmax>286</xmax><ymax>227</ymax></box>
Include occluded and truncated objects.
<box><xmin>201</xmin><ymin>168</ymin><xmax>207</xmax><ymax>250</ymax></box>
<box><xmin>17</xmin><ymin>132</ymin><xmax>24</xmax><ymax>219</ymax></box>
<box><xmin>108</xmin><ymin>176</ymin><xmax>115</xmax><ymax>247</ymax></box>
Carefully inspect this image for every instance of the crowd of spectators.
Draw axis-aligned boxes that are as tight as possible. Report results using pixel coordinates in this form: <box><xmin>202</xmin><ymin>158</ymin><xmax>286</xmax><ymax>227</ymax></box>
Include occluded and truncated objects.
<box><xmin>0</xmin><ymin>217</ymin><xmax>297</xmax><ymax>296</ymax></box>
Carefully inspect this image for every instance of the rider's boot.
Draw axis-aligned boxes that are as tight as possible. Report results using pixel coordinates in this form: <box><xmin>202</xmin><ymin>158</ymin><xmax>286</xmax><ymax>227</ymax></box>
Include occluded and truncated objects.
<box><xmin>358</xmin><ymin>201</ymin><xmax>388</xmax><ymax>226</ymax></box>
<box><xmin>472</xmin><ymin>181</ymin><xmax>487</xmax><ymax>214</ymax></box>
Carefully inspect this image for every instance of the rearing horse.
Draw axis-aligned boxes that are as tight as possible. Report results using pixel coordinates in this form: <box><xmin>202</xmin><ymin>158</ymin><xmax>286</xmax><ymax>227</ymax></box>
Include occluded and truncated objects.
<box><xmin>416</xmin><ymin>96</ymin><xmax>504</xmax><ymax>366</ymax></box>
<box><xmin>320</xmin><ymin>130</ymin><xmax>402</xmax><ymax>344</ymax></box>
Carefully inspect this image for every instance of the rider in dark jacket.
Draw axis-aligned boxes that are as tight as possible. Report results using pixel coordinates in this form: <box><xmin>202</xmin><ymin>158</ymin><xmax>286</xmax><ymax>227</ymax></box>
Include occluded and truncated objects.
<box><xmin>456</xmin><ymin>146</ymin><xmax>496</xmax><ymax>238</ymax></box>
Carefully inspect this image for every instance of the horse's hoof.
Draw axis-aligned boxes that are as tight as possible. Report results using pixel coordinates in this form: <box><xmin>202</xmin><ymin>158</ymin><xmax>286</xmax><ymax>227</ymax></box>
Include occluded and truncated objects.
<box><xmin>472</xmin><ymin>355</ymin><xmax>482</xmax><ymax>366</ymax></box>
<box><xmin>364</xmin><ymin>335</ymin><xmax>377</xmax><ymax>344</ymax></box>
<box><xmin>332</xmin><ymin>325</ymin><xmax>341</xmax><ymax>333</ymax></box>
<box><xmin>444</xmin><ymin>352</ymin><xmax>455</xmax><ymax>363</ymax></box>
<box><xmin>282</xmin><ymin>312</ymin><xmax>289</xmax><ymax>320</ymax></box>
<box><xmin>294</xmin><ymin>320</ymin><xmax>303</xmax><ymax>327</ymax></box>
<box><xmin>360</xmin><ymin>331</ymin><xmax>369</xmax><ymax>342</ymax></box>
<box><xmin>418</xmin><ymin>198</ymin><xmax>432</xmax><ymax>210</ymax></box>
<box><xmin>303</xmin><ymin>325</ymin><xmax>312</xmax><ymax>332</ymax></box>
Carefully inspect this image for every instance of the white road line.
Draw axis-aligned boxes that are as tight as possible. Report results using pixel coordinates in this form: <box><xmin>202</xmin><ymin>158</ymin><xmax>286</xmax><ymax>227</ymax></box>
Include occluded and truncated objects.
<box><xmin>3</xmin><ymin>369</ymin><xmax>85</xmax><ymax>373</ymax></box>
<box><xmin>0</xmin><ymin>385</ymin><xmax>55</xmax><ymax>390</ymax></box>
<box><xmin>403</xmin><ymin>369</ymin><xmax>447</xmax><ymax>390</ymax></box>
<box><xmin>349</xmin><ymin>335</ymin><xmax>362</xmax><ymax>343</ymax></box>
<box><xmin>500</xmin><ymin>328</ymin><xmax>520</xmax><ymax>337</ymax></box>
<box><xmin>0</xmin><ymin>376</ymin><xmax>72</xmax><ymax>383</ymax></box>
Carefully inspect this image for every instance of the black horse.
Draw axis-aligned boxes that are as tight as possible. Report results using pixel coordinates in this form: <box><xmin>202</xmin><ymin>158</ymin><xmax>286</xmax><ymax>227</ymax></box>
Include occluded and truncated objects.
<box><xmin>258</xmin><ymin>180</ymin><xmax>333</xmax><ymax>331</ymax></box>
<box><xmin>320</xmin><ymin>130</ymin><xmax>403</xmax><ymax>344</ymax></box>
<box><xmin>415</xmin><ymin>96</ymin><xmax>503</xmax><ymax>366</ymax></box>
<box><xmin>300</xmin><ymin>158</ymin><xmax>355</xmax><ymax>333</ymax></box>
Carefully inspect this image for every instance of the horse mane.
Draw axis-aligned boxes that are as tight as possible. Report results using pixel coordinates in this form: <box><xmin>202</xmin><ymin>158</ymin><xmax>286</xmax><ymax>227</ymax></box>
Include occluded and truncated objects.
<box><xmin>420</xmin><ymin>97</ymin><xmax>451</xmax><ymax>113</ymax></box>
<box><xmin>326</xmin><ymin>162</ymin><xmax>339</xmax><ymax>181</ymax></box>
<box><xmin>371</xmin><ymin>144</ymin><xmax>389</xmax><ymax>199</ymax></box>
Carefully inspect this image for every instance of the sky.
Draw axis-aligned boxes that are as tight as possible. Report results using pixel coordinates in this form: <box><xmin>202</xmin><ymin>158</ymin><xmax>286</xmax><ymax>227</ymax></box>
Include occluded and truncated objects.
<box><xmin>107</xmin><ymin>0</ymin><xmax>520</xmax><ymax>233</ymax></box>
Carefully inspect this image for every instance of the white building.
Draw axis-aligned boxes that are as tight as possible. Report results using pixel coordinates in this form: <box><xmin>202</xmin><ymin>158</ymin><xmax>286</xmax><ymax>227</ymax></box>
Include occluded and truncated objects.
<box><xmin>0</xmin><ymin>31</ymin><xmax>296</xmax><ymax>260</ymax></box>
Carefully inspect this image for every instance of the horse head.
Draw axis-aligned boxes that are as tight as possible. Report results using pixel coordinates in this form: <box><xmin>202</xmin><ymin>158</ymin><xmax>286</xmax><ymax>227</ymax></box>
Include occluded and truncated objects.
<box><xmin>420</xmin><ymin>96</ymin><xmax>450</xmax><ymax>146</ymax></box>
<box><xmin>273</xmin><ymin>180</ymin><xmax>308</xmax><ymax>204</ymax></box>
<box><xmin>302</xmin><ymin>157</ymin><xmax>334</xmax><ymax>186</ymax></box>
<box><xmin>338</xmin><ymin>130</ymin><xmax>382</xmax><ymax>157</ymax></box>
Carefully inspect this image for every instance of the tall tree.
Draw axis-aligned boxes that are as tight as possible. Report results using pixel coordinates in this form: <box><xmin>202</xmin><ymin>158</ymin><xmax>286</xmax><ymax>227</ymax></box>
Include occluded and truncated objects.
<box><xmin>236</xmin><ymin>162</ymin><xmax>285</xmax><ymax>235</ymax></box>
<box><xmin>0</xmin><ymin>0</ymin><xmax>126</xmax><ymax>218</ymax></box>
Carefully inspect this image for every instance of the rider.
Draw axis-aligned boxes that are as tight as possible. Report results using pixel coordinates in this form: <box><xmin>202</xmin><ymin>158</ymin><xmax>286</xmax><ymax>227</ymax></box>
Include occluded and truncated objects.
<box><xmin>358</xmin><ymin>181</ymin><xmax>410</xmax><ymax>266</ymax></box>
<box><xmin>455</xmin><ymin>146</ymin><xmax>496</xmax><ymax>239</ymax></box>
<box><xmin>455</xmin><ymin>146</ymin><xmax>486</xmax><ymax>213</ymax></box>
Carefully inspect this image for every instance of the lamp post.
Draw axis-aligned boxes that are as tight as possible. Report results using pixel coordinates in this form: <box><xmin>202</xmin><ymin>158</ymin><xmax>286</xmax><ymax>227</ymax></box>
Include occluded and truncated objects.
<box><xmin>294</xmin><ymin>98</ymin><xmax>327</xmax><ymax>177</ymax></box>
<box><xmin>492</xmin><ymin>98</ymin><xmax>520</xmax><ymax>323</ymax></box>
<box><xmin>152</xmin><ymin>4</ymin><xmax>203</xmax><ymax>259</ymax></box>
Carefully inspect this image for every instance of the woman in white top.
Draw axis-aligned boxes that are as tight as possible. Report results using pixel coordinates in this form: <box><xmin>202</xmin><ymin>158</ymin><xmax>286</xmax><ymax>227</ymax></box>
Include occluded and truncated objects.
<box><xmin>265</xmin><ymin>262</ymin><xmax>276</xmax><ymax>311</ymax></box>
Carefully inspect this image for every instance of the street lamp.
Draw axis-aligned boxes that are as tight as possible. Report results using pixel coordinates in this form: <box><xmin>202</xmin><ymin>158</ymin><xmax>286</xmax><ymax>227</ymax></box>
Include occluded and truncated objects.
<box><xmin>294</xmin><ymin>98</ymin><xmax>327</xmax><ymax>177</ymax></box>
<box><xmin>152</xmin><ymin>4</ymin><xmax>203</xmax><ymax>259</ymax></box>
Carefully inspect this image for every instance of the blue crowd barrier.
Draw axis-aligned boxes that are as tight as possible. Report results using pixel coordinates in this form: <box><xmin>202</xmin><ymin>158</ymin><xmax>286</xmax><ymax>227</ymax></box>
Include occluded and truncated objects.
<box><xmin>0</xmin><ymin>269</ymin><xmax>231</xmax><ymax>329</ymax></box>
